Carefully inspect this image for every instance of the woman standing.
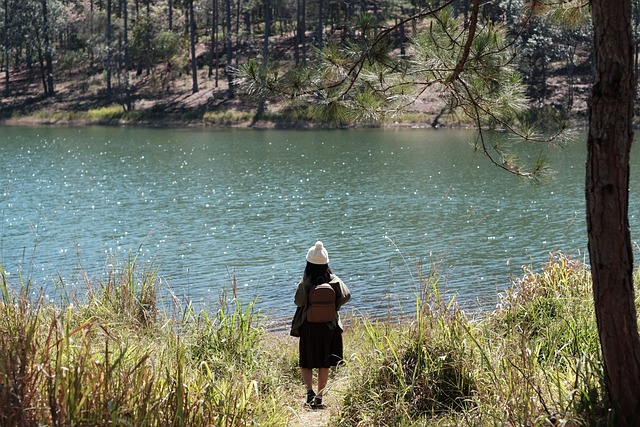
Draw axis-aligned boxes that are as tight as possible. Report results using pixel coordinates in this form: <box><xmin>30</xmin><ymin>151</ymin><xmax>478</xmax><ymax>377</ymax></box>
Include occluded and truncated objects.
<box><xmin>290</xmin><ymin>241</ymin><xmax>351</xmax><ymax>408</ymax></box>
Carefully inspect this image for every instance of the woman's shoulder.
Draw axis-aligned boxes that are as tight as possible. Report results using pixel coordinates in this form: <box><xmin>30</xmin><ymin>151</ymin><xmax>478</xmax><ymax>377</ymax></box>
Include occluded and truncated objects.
<box><xmin>329</xmin><ymin>274</ymin><xmax>344</xmax><ymax>284</ymax></box>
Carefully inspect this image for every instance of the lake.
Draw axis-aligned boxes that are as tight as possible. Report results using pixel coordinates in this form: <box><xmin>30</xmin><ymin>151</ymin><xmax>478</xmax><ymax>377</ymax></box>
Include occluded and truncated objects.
<box><xmin>1</xmin><ymin>126</ymin><xmax>638</xmax><ymax>328</ymax></box>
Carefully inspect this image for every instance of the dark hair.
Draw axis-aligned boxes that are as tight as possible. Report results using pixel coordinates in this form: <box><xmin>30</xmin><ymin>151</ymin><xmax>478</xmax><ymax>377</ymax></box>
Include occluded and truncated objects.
<box><xmin>303</xmin><ymin>262</ymin><xmax>332</xmax><ymax>285</ymax></box>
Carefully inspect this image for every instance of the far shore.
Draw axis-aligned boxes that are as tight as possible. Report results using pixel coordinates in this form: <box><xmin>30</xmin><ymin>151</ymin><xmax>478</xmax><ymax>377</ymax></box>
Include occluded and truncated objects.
<box><xmin>1</xmin><ymin>68</ymin><xmax>592</xmax><ymax>131</ymax></box>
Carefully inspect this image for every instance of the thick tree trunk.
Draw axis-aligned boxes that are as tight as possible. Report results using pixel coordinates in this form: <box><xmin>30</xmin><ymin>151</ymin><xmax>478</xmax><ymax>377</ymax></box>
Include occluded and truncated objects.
<box><xmin>587</xmin><ymin>1</ymin><xmax>640</xmax><ymax>424</ymax></box>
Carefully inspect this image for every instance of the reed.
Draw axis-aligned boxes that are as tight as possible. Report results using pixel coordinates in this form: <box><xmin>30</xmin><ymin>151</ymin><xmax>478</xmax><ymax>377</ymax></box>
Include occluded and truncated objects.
<box><xmin>0</xmin><ymin>260</ymin><xmax>290</xmax><ymax>426</ymax></box>
<box><xmin>0</xmin><ymin>251</ymin><xmax>617</xmax><ymax>426</ymax></box>
<box><xmin>335</xmin><ymin>252</ymin><xmax>612</xmax><ymax>426</ymax></box>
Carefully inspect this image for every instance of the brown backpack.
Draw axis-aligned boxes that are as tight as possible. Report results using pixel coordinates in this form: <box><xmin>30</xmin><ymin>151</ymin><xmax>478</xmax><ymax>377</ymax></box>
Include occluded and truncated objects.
<box><xmin>306</xmin><ymin>282</ymin><xmax>337</xmax><ymax>323</ymax></box>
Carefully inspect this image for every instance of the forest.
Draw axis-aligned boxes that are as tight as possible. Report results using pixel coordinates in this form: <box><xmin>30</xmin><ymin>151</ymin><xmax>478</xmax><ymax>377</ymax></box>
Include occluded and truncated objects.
<box><xmin>0</xmin><ymin>0</ymin><xmax>606</xmax><ymax>127</ymax></box>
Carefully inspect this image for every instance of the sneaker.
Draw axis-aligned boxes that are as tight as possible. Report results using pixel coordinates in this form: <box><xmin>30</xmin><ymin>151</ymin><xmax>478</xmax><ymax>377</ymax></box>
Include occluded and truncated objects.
<box><xmin>306</xmin><ymin>390</ymin><xmax>316</xmax><ymax>405</ymax></box>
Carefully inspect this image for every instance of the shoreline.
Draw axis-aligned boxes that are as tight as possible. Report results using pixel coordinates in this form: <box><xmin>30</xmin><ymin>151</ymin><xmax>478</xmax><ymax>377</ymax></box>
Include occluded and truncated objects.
<box><xmin>0</xmin><ymin>113</ymin><xmax>585</xmax><ymax>131</ymax></box>
<box><xmin>0</xmin><ymin>114</ymin><xmax>474</xmax><ymax>130</ymax></box>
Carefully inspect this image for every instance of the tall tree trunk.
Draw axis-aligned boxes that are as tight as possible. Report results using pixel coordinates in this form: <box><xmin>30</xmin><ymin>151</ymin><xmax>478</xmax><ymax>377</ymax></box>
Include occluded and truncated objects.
<box><xmin>295</xmin><ymin>0</ymin><xmax>306</xmax><ymax>65</ymax></box>
<box><xmin>234</xmin><ymin>0</ymin><xmax>240</xmax><ymax>67</ymax></box>
<box><xmin>145</xmin><ymin>2</ymin><xmax>152</xmax><ymax>75</ymax></box>
<box><xmin>188</xmin><ymin>0</ymin><xmax>198</xmax><ymax>93</ymax></box>
<box><xmin>297</xmin><ymin>0</ymin><xmax>306</xmax><ymax>65</ymax></box>
<box><xmin>3</xmin><ymin>0</ymin><xmax>9</xmax><ymax>96</ymax></box>
<box><xmin>123</xmin><ymin>0</ymin><xmax>131</xmax><ymax>110</ymax></box>
<box><xmin>587</xmin><ymin>0</ymin><xmax>640</xmax><ymax>425</ymax></box>
<box><xmin>41</xmin><ymin>0</ymin><xmax>54</xmax><ymax>95</ymax></box>
<box><xmin>251</xmin><ymin>0</ymin><xmax>269</xmax><ymax>126</ymax></box>
<box><xmin>315</xmin><ymin>0</ymin><xmax>323</xmax><ymax>47</ymax></box>
<box><xmin>168</xmin><ymin>0</ymin><xmax>173</xmax><ymax>30</ymax></box>
<box><xmin>262</xmin><ymin>0</ymin><xmax>269</xmax><ymax>60</ymax></box>
<box><xmin>210</xmin><ymin>0</ymin><xmax>219</xmax><ymax>85</ymax></box>
<box><xmin>225</xmin><ymin>0</ymin><xmax>233</xmax><ymax>97</ymax></box>
<box><xmin>635</xmin><ymin>0</ymin><xmax>640</xmax><ymax>88</ymax></box>
<box><xmin>106</xmin><ymin>0</ymin><xmax>112</xmax><ymax>96</ymax></box>
<box><xmin>37</xmin><ymin>42</ymin><xmax>47</xmax><ymax>94</ymax></box>
<box><xmin>208</xmin><ymin>0</ymin><xmax>216</xmax><ymax>78</ymax></box>
<box><xmin>294</xmin><ymin>0</ymin><xmax>300</xmax><ymax>64</ymax></box>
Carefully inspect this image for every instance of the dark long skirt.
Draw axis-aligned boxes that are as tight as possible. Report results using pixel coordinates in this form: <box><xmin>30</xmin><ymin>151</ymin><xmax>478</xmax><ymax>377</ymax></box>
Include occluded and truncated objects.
<box><xmin>298</xmin><ymin>321</ymin><xmax>343</xmax><ymax>368</ymax></box>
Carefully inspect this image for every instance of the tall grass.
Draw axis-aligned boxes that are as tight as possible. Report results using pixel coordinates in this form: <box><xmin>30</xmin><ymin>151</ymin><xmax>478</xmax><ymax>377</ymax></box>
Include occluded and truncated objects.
<box><xmin>0</xmin><ymin>252</ymin><xmax>618</xmax><ymax>426</ymax></box>
<box><xmin>0</xmin><ymin>260</ymin><xmax>290</xmax><ymax>426</ymax></box>
<box><xmin>336</xmin><ymin>253</ymin><xmax>612</xmax><ymax>426</ymax></box>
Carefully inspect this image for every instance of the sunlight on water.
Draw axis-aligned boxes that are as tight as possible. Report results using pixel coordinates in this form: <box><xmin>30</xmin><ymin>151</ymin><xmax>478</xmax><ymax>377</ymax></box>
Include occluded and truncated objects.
<box><xmin>1</xmin><ymin>126</ymin><xmax>639</xmax><ymax>326</ymax></box>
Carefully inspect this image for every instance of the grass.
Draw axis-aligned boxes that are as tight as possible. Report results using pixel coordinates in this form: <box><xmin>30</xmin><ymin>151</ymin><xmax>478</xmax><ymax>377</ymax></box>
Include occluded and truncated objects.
<box><xmin>0</xmin><ymin>257</ymin><xmax>289</xmax><ymax>426</ymax></box>
<box><xmin>202</xmin><ymin>109</ymin><xmax>255</xmax><ymax>125</ymax></box>
<box><xmin>86</xmin><ymin>105</ymin><xmax>142</xmax><ymax>122</ymax></box>
<box><xmin>335</xmin><ymin>253</ymin><xmax>611</xmax><ymax>426</ymax></box>
<box><xmin>19</xmin><ymin>105</ymin><xmax>143</xmax><ymax>124</ymax></box>
<box><xmin>0</xmin><ymin>252</ymin><xmax>619</xmax><ymax>426</ymax></box>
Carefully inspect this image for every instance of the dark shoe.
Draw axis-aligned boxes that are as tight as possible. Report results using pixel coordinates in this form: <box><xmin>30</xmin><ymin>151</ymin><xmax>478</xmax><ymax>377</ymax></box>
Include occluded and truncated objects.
<box><xmin>306</xmin><ymin>390</ymin><xmax>316</xmax><ymax>405</ymax></box>
<box><xmin>311</xmin><ymin>395</ymin><xmax>325</xmax><ymax>409</ymax></box>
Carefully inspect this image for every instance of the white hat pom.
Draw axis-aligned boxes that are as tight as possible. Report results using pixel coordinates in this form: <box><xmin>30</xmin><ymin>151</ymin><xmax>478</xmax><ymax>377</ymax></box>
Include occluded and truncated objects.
<box><xmin>306</xmin><ymin>240</ymin><xmax>329</xmax><ymax>265</ymax></box>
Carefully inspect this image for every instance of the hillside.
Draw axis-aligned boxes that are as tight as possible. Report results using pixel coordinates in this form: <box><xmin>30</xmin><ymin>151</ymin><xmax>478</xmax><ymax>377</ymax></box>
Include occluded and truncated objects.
<box><xmin>0</xmin><ymin>48</ymin><xmax>591</xmax><ymax>128</ymax></box>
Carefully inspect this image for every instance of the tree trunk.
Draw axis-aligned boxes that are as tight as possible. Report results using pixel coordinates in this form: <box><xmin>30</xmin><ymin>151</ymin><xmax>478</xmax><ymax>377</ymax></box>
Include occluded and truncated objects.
<box><xmin>294</xmin><ymin>0</ymin><xmax>300</xmax><ymax>64</ymax></box>
<box><xmin>41</xmin><ymin>0</ymin><xmax>54</xmax><ymax>96</ymax></box>
<box><xmin>252</xmin><ymin>0</ymin><xmax>269</xmax><ymax>126</ymax></box>
<box><xmin>225</xmin><ymin>0</ymin><xmax>233</xmax><ymax>97</ymax></box>
<box><xmin>234</xmin><ymin>0</ymin><xmax>240</xmax><ymax>67</ymax></box>
<box><xmin>106</xmin><ymin>0</ymin><xmax>112</xmax><ymax>96</ymax></box>
<box><xmin>37</xmin><ymin>43</ymin><xmax>47</xmax><ymax>94</ymax></box>
<box><xmin>301</xmin><ymin>0</ymin><xmax>306</xmax><ymax>64</ymax></box>
<box><xmin>587</xmin><ymin>0</ymin><xmax>640</xmax><ymax>425</ymax></box>
<box><xmin>188</xmin><ymin>0</ymin><xmax>198</xmax><ymax>93</ymax></box>
<box><xmin>211</xmin><ymin>0</ymin><xmax>219</xmax><ymax>85</ymax></box>
<box><xmin>262</xmin><ymin>0</ymin><xmax>270</xmax><ymax>60</ymax></box>
<box><xmin>3</xmin><ymin>0</ymin><xmax>9</xmax><ymax>97</ymax></box>
<box><xmin>315</xmin><ymin>0</ymin><xmax>323</xmax><ymax>47</ymax></box>
<box><xmin>208</xmin><ymin>0</ymin><xmax>216</xmax><ymax>78</ymax></box>
<box><xmin>123</xmin><ymin>0</ymin><xmax>132</xmax><ymax>110</ymax></box>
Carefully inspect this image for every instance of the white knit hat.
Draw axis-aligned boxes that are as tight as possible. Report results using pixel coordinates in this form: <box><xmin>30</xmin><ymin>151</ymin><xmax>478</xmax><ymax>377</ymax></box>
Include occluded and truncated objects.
<box><xmin>306</xmin><ymin>241</ymin><xmax>329</xmax><ymax>265</ymax></box>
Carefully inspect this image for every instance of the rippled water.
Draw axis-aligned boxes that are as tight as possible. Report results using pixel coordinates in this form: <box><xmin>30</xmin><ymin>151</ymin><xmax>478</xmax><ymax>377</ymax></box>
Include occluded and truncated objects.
<box><xmin>1</xmin><ymin>126</ymin><xmax>638</xmax><ymax>326</ymax></box>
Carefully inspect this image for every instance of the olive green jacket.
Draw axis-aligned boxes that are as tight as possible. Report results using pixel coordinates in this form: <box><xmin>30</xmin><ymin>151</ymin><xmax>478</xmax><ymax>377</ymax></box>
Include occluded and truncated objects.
<box><xmin>290</xmin><ymin>274</ymin><xmax>351</xmax><ymax>337</ymax></box>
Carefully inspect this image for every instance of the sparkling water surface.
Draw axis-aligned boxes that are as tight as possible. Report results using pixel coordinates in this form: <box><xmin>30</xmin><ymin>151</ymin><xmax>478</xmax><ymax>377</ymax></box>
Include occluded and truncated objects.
<box><xmin>1</xmin><ymin>126</ymin><xmax>638</xmax><ymax>328</ymax></box>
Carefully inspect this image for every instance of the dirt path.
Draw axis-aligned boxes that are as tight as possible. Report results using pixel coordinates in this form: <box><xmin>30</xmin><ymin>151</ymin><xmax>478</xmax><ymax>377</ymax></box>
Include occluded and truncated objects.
<box><xmin>286</xmin><ymin>396</ymin><xmax>339</xmax><ymax>427</ymax></box>
<box><xmin>286</xmin><ymin>369</ymin><xmax>352</xmax><ymax>427</ymax></box>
